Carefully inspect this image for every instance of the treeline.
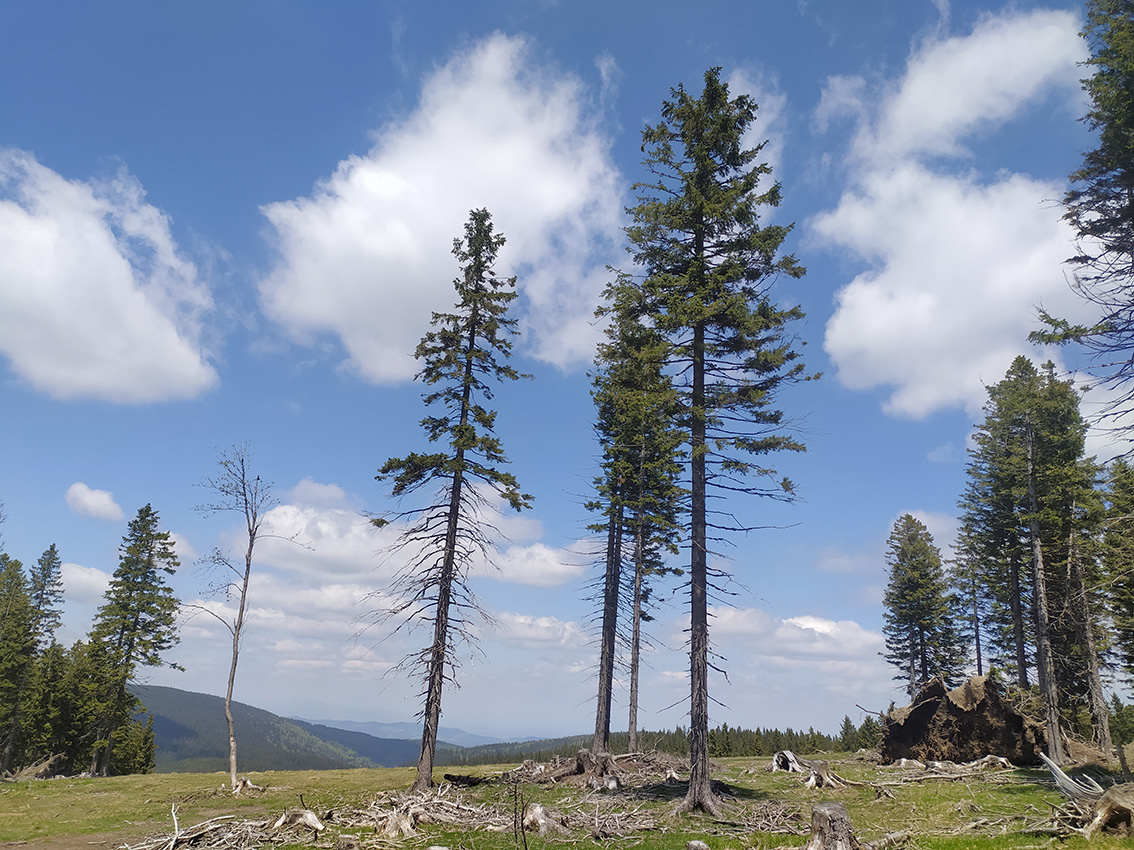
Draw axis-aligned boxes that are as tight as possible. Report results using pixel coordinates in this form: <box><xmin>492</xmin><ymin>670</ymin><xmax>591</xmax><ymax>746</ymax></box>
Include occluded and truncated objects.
<box><xmin>880</xmin><ymin>356</ymin><xmax>1134</xmax><ymax>761</ymax></box>
<box><xmin>438</xmin><ymin>721</ymin><xmax>869</xmax><ymax>767</ymax></box>
<box><xmin>0</xmin><ymin>505</ymin><xmax>179</xmax><ymax>776</ymax></box>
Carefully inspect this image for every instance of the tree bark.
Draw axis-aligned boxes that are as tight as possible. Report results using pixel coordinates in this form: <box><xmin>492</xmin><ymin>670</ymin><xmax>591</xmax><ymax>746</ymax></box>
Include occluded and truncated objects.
<box><xmin>592</xmin><ymin>494</ymin><xmax>622</xmax><ymax>757</ymax></box>
<box><xmin>1067</xmin><ymin>517</ymin><xmax>1113</xmax><ymax>755</ymax></box>
<box><xmin>628</xmin><ymin>519</ymin><xmax>643</xmax><ymax>754</ymax></box>
<box><xmin>804</xmin><ymin>802</ymin><xmax>861</xmax><ymax>850</ymax></box>
<box><xmin>682</xmin><ymin>318</ymin><xmax>717</xmax><ymax>814</ymax></box>
<box><xmin>1026</xmin><ymin>415</ymin><xmax>1065</xmax><ymax>764</ymax></box>
<box><xmin>1008</xmin><ymin>549</ymin><xmax>1029</xmax><ymax>689</ymax></box>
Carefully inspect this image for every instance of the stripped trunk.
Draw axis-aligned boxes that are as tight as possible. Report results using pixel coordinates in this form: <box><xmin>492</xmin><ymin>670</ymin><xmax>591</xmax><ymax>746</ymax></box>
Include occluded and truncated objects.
<box><xmin>1068</xmin><ymin>518</ymin><xmax>1113</xmax><ymax>754</ymax></box>
<box><xmin>628</xmin><ymin>520</ymin><xmax>644</xmax><ymax>753</ymax></box>
<box><xmin>592</xmin><ymin>494</ymin><xmax>622</xmax><ymax>756</ymax></box>
<box><xmin>1026</xmin><ymin>416</ymin><xmax>1066</xmax><ymax>764</ymax></box>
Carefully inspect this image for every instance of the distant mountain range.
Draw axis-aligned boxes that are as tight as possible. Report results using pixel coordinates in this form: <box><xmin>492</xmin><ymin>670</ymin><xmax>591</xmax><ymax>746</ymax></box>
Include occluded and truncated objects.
<box><xmin>298</xmin><ymin>718</ymin><xmax>507</xmax><ymax>749</ymax></box>
<box><xmin>130</xmin><ymin>684</ymin><xmax>567</xmax><ymax>774</ymax></box>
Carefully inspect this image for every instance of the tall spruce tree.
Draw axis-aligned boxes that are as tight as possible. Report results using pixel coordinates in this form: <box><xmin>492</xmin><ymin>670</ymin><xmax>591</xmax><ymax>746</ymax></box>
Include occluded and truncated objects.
<box><xmin>881</xmin><ymin>515</ymin><xmax>966</xmax><ymax>698</ymax></box>
<box><xmin>29</xmin><ymin>544</ymin><xmax>64</xmax><ymax>647</ymax></box>
<box><xmin>87</xmin><ymin>504</ymin><xmax>181</xmax><ymax>775</ymax></box>
<box><xmin>1033</xmin><ymin>0</ymin><xmax>1134</xmax><ymax>417</ymax></box>
<box><xmin>626</xmin><ymin>68</ymin><xmax>809</xmax><ymax>812</ymax></box>
<box><xmin>0</xmin><ymin>554</ymin><xmax>35</xmax><ymax>773</ymax></box>
<box><xmin>1105</xmin><ymin>459</ymin><xmax>1134</xmax><ymax>679</ymax></box>
<box><xmin>588</xmin><ymin>274</ymin><xmax>683</xmax><ymax>759</ymax></box>
<box><xmin>958</xmin><ymin>358</ymin><xmax>1106</xmax><ymax>762</ymax></box>
<box><xmin>376</xmin><ymin>208</ymin><xmax>531</xmax><ymax>793</ymax></box>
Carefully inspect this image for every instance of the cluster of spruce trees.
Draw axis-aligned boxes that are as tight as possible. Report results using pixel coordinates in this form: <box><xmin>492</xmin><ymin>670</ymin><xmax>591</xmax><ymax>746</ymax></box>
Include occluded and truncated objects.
<box><xmin>0</xmin><ymin>504</ymin><xmax>179</xmax><ymax>776</ymax></box>
<box><xmin>880</xmin><ymin>357</ymin><xmax>1134</xmax><ymax>761</ymax></box>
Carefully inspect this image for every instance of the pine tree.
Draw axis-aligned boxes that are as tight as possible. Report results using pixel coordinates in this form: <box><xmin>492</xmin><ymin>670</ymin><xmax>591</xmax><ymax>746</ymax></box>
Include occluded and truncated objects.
<box><xmin>881</xmin><ymin>515</ymin><xmax>966</xmax><ymax>699</ymax></box>
<box><xmin>588</xmin><ymin>274</ymin><xmax>683</xmax><ymax>758</ymax></box>
<box><xmin>87</xmin><ymin>504</ymin><xmax>181</xmax><ymax>775</ymax></box>
<box><xmin>376</xmin><ymin>208</ymin><xmax>531</xmax><ymax>792</ymax></box>
<box><xmin>1033</xmin><ymin>0</ymin><xmax>1134</xmax><ymax>418</ymax></box>
<box><xmin>1104</xmin><ymin>459</ymin><xmax>1134</xmax><ymax>679</ymax></box>
<box><xmin>0</xmin><ymin>554</ymin><xmax>35</xmax><ymax>773</ymax></box>
<box><xmin>28</xmin><ymin>544</ymin><xmax>64</xmax><ymax>647</ymax></box>
<box><xmin>626</xmin><ymin>68</ymin><xmax>810</xmax><ymax>812</ymax></box>
<box><xmin>958</xmin><ymin>358</ymin><xmax>1107</xmax><ymax>762</ymax></box>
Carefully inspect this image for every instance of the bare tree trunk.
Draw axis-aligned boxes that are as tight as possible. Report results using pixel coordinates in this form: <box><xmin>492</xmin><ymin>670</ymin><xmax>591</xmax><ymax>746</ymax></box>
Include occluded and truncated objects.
<box><xmin>1008</xmin><ymin>550</ymin><xmax>1029</xmax><ymax>688</ymax></box>
<box><xmin>413</xmin><ymin>480</ymin><xmax>460</xmax><ymax>792</ymax></box>
<box><xmin>225</xmin><ymin>552</ymin><xmax>251</xmax><ymax>792</ymax></box>
<box><xmin>1068</xmin><ymin>517</ymin><xmax>1113</xmax><ymax>755</ymax></box>
<box><xmin>592</xmin><ymin>496</ymin><xmax>622</xmax><ymax>757</ymax></box>
<box><xmin>628</xmin><ymin>521</ymin><xmax>643</xmax><ymax>754</ymax></box>
<box><xmin>1026</xmin><ymin>416</ymin><xmax>1066</xmax><ymax>764</ymax></box>
<box><xmin>682</xmin><ymin>319</ymin><xmax>718</xmax><ymax>814</ymax></box>
<box><xmin>971</xmin><ymin>568</ymin><xmax>983</xmax><ymax>676</ymax></box>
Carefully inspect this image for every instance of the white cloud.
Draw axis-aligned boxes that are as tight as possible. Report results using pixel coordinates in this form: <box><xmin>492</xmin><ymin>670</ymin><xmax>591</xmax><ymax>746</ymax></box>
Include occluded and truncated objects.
<box><xmin>254</xmin><ymin>502</ymin><xmax>387</xmax><ymax>579</ymax></box>
<box><xmin>60</xmin><ymin>562</ymin><xmax>110</xmax><ymax>604</ymax></box>
<box><xmin>0</xmin><ymin>150</ymin><xmax>216</xmax><ymax>402</ymax></box>
<box><xmin>861</xmin><ymin>11</ymin><xmax>1083</xmax><ymax>164</ymax></box>
<box><xmin>288</xmin><ymin>477</ymin><xmax>350</xmax><ymax>509</ymax></box>
<box><xmin>814</xmin><ymin>9</ymin><xmax>1091</xmax><ymax>419</ymax></box>
<box><xmin>65</xmin><ymin>482</ymin><xmax>124</xmax><ymax>521</ymax></box>
<box><xmin>258</xmin><ymin>32</ymin><xmax>623</xmax><ymax>384</ymax></box>
<box><xmin>482</xmin><ymin>541</ymin><xmax>586</xmax><ymax>587</ymax></box>
<box><xmin>494</xmin><ymin>611</ymin><xmax>586</xmax><ymax>648</ymax></box>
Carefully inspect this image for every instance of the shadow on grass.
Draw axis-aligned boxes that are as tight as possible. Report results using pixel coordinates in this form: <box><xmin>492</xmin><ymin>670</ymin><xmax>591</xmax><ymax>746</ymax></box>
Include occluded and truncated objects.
<box><xmin>621</xmin><ymin>778</ymin><xmax>773</xmax><ymax>803</ymax></box>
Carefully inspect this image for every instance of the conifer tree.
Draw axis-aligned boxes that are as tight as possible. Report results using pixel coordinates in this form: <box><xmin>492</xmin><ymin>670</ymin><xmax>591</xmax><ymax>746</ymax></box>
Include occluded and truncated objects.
<box><xmin>87</xmin><ymin>504</ymin><xmax>181</xmax><ymax>775</ymax></box>
<box><xmin>588</xmin><ymin>274</ymin><xmax>683</xmax><ymax>758</ymax></box>
<box><xmin>626</xmin><ymin>68</ymin><xmax>809</xmax><ymax>812</ymax></box>
<box><xmin>29</xmin><ymin>544</ymin><xmax>64</xmax><ymax>647</ymax></box>
<box><xmin>958</xmin><ymin>358</ymin><xmax>1107</xmax><ymax>762</ymax></box>
<box><xmin>376</xmin><ymin>208</ymin><xmax>531</xmax><ymax>792</ymax></box>
<box><xmin>0</xmin><ymin>554</ymin><xmax>35</xmax><ymax>773</ymax></box>
<box><xmin>1104</xmin><ymin>459</ymin><xmax>1134</xmax><ymax>679</ymax></box>
<box><xmin>1033</xmin><ymin>0</ymin><xmax>1134</xmax><ymax>417</ymax></box>
<box><xmin>881</xmin><ymin>515</ymin><xmax>966</xmax><ymax>698</ymax></box>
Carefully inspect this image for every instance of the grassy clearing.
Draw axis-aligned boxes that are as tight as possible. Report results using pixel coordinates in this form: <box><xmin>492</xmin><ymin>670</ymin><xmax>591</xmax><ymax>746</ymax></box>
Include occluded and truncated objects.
<box><xmin>0</xmin><ymin>755</ymin><xmax>1128</xmax><ymax>850</ymax></box>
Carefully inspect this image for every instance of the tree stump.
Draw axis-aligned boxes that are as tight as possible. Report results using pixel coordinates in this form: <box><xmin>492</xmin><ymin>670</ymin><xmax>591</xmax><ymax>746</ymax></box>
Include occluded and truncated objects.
<box><xmin>804</xmin><ymin>802</ymin><xmax>861</xmax><ymax>850</ymax></box>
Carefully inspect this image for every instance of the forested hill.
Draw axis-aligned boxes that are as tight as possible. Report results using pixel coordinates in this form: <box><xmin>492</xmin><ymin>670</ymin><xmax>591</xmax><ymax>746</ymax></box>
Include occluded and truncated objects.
<box><xmin>131</xmin><ymin>684</ymin><xmax>451</xmax><ymax>772</ymax></box>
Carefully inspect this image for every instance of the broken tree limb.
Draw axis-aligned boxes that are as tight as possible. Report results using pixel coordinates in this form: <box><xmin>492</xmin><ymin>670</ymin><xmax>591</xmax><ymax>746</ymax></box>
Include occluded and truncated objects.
<box><xmin>1040</xmin><ymin>751</ymin><xmax>1134</xmax><ymax>837</ymax></box>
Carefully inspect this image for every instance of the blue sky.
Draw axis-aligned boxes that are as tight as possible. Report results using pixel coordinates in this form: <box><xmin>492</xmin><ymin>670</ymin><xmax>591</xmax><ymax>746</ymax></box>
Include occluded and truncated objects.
<box><xmin>0</xmin><ymin>0</ymin><xmax>1118</xmax><ymax>741</ymax></box>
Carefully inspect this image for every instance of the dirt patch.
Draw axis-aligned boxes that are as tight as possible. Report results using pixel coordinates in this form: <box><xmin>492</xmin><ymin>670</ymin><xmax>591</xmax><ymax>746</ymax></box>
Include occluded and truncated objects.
<box><xmin>881</xmin><ymin>675</ymin><xmax>1046</xmax><ymax>765</ymax></box>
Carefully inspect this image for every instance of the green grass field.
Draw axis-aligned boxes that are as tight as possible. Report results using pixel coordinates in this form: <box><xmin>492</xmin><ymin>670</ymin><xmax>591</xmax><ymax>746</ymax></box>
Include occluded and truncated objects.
<box><xmin>0</xmin><ymin>755</ymin><xmax>1128</xmax><ymax>850</ymax></box>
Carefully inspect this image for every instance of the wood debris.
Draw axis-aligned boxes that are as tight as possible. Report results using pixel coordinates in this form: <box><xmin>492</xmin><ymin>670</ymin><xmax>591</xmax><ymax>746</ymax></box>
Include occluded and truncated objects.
<box><xmin>1039</xmin><ymin>751</ymin><xmax>1134</xmax><ymax>838</ymax></box>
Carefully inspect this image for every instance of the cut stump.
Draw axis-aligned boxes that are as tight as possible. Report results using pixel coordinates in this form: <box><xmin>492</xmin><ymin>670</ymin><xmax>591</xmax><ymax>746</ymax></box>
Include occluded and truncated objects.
<box><xmin>804</xmin><ymin>802</ymin><xmax>861</xmax><ymax>850</ymax></box>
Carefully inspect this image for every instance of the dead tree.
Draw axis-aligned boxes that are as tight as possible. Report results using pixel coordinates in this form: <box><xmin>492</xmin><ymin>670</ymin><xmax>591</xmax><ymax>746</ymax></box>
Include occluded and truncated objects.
<box><xmin>196</xmin><ymin>443</ymin><xmax>278</xmax><ymax>794</ymax></box>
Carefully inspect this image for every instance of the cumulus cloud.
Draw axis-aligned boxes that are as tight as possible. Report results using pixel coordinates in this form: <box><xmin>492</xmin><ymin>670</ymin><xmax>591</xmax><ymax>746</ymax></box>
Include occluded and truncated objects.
<box><xmin>60</xmin><ymin>562</ymin><xmax>110</xmax><ymax>604</ymax></box>
<box><xmin>814</xmin><ymin>9</ymin><xmax>1090</xmax><ymax>419</ymax></box>
<box><xmin>481</xmin><ymin>541</ymin><xmax>586</xmax><ymax>587</ymax></box>
<box><xmin>0</xmin><ymin>150</ymin><xmax>216</xmax><ymax>402</ymax></box>
<box><xmin>259</xmin><ymin>32</ymin><xmax>624</xmax><ymax>384</ymax></box>
<box><xmin>494</xmin><ymin>611</ymin><xmax>586</xmax><ymax>648</ymax></box>
<box><xmin>65</xmin><ymin>482</ymin><xmax>124</xmax><ymax>520</ymax></box>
